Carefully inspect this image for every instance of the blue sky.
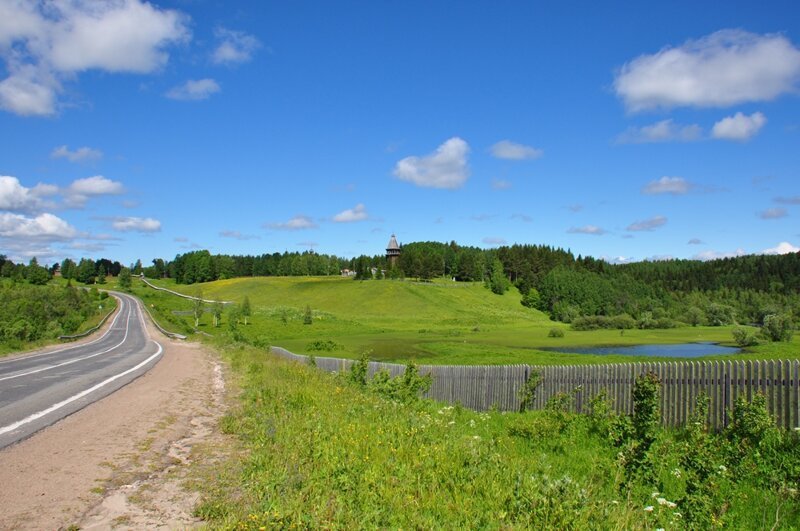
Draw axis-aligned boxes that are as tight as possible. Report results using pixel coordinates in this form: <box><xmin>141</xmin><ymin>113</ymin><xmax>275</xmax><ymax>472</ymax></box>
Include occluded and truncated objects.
<box><xmin>1</xmin><ymin>1</ymin><xmax>799</xmax><ymax>267</ymax></box>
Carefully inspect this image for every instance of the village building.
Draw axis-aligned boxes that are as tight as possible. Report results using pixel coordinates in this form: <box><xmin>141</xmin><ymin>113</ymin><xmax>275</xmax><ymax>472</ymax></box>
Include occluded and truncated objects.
<box><xmin>386</xmin><ymin>234</ymin><xmax>400</xmax><ymax>267</ymax></box>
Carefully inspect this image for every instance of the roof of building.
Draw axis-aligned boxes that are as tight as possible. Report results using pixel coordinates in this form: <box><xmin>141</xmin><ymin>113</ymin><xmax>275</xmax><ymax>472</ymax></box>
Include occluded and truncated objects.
<box><xmin>386</xmin><ymin>234</ymin><xmax>400</xmax><ymax>250</ymax></box>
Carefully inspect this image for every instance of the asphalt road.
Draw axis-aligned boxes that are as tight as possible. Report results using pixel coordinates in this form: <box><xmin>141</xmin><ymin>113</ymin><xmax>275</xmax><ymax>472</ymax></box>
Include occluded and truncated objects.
<box><xmin>0</xmin><ymin>292</ymin><xmax>163</xmax><ymax>449</ymax></box>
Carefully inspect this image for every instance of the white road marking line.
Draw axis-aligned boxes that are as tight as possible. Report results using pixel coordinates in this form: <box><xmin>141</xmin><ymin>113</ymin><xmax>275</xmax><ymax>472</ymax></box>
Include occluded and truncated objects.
<box><xmin>0</xmin><ymin>341</ymin><xmax>163</xmax><ymax>437</ymax></box>
<box><xmin>0</xmin><ymin>300</ymin><xmax>133</xmax><ymax>382</ymax></box>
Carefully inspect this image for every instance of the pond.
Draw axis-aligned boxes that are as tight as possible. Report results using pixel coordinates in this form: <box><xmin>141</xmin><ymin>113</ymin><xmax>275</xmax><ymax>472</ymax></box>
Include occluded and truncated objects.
<box><xmin>544</xmin><ymin>342</ymin><xmax>741</xmax><ymax>358</ymax></box>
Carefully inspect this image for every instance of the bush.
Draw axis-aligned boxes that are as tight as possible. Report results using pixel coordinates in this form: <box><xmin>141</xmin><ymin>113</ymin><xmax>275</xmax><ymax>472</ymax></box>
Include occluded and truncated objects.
<box><xmin>732</xmin><ymin>326</ymin><xmax>758</xmax><ymax>347</ymax></box>
<box><xmin>572</xmin><ymin>314</ymin><xmax>639</xmax><ymax>331</ymax></box>
<box><xmin>306</xmin><ymin>339</ymin><xmax>343</xmax><ymax>352</ymax></box>
<box><xmin>518</xmin><ymin>370</ymin><xmax>542</xmax><ymax>412</ymax></box>
<box><xmin>760</xmin><ymin>314</ymin><xmax>793</xmax><ymax>342</ymax></box>
<box><xmin>548</xmin><ymin>327</ymin><xmax>565</xmax><ymax>338</ymax></box>
<box><xmin>348</xmin><ymin>354</ymin><xmax>369</xmax><ymax>387</ymax></box>
<box><xmin>369</xmin><ymin>361</ymin><xmax>433</xmax><ymax>403</ymax></box>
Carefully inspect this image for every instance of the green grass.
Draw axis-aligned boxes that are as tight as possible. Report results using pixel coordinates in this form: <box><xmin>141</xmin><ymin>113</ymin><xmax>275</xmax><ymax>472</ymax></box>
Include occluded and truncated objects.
<box><xmin>133</xmin><ymin>276</ymin><xmax>799</xmax><ymax>365</ymax></box>
<box><xmin>195</xmin><ymin>344</ymin><xmax>800</xmax><ymax>529</ymax></box>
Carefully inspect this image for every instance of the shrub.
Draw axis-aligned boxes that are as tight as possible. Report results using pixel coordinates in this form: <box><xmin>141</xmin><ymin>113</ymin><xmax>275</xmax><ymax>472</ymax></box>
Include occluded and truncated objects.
<box><xmin>760</xmin><ymin>314</ymin><xmax>793</xmax><ymax>342</ymax></box>
<box><xmin>518</xmin><ymin>370</ymin><xmax>542</xmax><ymax>412</ymax></box>
<box><xmin>572</xmin><ymin>314</ymin><xmax>638</xmax><ymax>331</ymax></box>
<box><xmin>306</xmin><ymin>339</ymin><xmax>344</xmax><ymax>352</ymax></box>
<box><xmin>368</xmin><ymin>361</ymin><xmax>432</xmax><ymax>403</ymax></box>
<box><xmin>548</xmin><ymin>327</ymin><xmax>565</xmax><ymax>338</ymax></box>
<box><xmin>348</xmin><ymin>354</ymin><xmax>369</xmax><ymax>387</ymax></box>
<box><xmin>732</xmin><ymin>326</ymin><xmax>758</xmax><ymax>347</ymax></box>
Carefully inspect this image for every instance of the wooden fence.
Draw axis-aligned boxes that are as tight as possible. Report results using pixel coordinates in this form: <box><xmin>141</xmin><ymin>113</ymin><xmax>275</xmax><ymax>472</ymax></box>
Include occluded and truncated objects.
<box><xmin>270</xmin><ymin>347</ymin><xmax>800</xmax><ymax>431</ymax></box>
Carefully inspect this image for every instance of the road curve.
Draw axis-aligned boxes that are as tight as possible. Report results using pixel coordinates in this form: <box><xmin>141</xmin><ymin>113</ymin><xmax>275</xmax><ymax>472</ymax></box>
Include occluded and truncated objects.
<box><xmin>0</xmin><ymin>292</ymin><xmax>162</xmax><ymax>449</ymax></box>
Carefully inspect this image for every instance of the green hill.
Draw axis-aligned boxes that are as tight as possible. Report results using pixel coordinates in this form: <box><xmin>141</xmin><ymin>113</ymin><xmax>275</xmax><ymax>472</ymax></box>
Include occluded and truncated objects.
<box><xmin>130</xmin><ymin>276</ymin><xmax>785</xmax><ymax>365</ymax></box>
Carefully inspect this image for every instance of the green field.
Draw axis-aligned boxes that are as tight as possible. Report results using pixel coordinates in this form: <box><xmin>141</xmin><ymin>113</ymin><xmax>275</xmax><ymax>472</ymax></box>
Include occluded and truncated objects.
<box><xmin>133</xmin><ymin>276</ymin><xmax>799</xmax><ymax>365</ymax></box>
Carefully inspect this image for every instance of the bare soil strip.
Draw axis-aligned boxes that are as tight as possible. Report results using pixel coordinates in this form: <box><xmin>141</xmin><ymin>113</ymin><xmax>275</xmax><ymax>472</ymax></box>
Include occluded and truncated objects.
<box><xmin>0</xmin><ymin>320</ymin><xmax>228</xmax><ymax>530</ymax></box>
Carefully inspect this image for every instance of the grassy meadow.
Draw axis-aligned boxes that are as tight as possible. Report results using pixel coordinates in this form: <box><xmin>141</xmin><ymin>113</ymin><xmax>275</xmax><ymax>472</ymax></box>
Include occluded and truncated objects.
<box><xmin>132</xmin><ymin>276</ymin><xmax>799</xmax><ymax>365</ymax></box>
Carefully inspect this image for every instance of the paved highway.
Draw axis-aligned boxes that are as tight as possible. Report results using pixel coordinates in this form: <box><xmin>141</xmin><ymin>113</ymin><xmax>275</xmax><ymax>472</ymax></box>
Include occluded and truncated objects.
<box><xmin>0</xmin><ymin>292</ymin><xmax>163</xmax><ymax>449</ymax></box>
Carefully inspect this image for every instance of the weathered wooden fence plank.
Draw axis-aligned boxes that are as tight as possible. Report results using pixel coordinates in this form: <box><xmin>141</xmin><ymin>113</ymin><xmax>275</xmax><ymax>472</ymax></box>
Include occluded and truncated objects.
<box><xmin>270</xmin><ymin>347</ymin><xmax>799</xmax><ymax>429</ymax></box>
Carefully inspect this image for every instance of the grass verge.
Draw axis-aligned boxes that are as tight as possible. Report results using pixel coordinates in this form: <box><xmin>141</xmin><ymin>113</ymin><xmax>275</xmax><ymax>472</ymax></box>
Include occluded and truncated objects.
<box><xmin>194</xmin><ymin>342</ymin><xmax>800</xmax><ymax>529</ymax></box>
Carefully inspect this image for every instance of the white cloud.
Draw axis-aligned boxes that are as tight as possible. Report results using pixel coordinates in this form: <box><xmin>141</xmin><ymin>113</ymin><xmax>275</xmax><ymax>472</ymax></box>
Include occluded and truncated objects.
<box><xmin>762</xmin><ymin>241</ymin><xmax>800</xmax><ymax>255</ymax></box>
<box><xmin>333</xmin><ymin>203</ymin><xmax>368</xmax><ymax>223</ymax></box>
<box><xmin>774</xmin><ymin>195</ymin><xmax>800</xmax><ymax>205</ymax></box>
<box><xmin>758</xmin><ymin>207</ymin><xmax>787</xmax><ymax>220</ymax></box>
<box><xmin>642</xmin><ymin>176</ymin><xmax>691</xmax><ymax>195</ymax></box>
<box><xmin>0</xmin><ymin>0</ymin><xmax>189</xmax><ymax>116</ymax></box>
<box><xmin>627</xmin><ymin>215</ymin><xmax>667</xmax><ymax>232</ymax></box>
<box><xmin>490</xmin><ymin>140</ymin><xmax>543</xmax><ymax>160</ymax></box>
<box><xmin>603</xmin><ymin>256</ymin><xmax>634</xmax><ymax>265</ymax></box>
<box><xmin>166</xmin><ymin>78</ymin><xmax>221</xmax><ymax>101</ymax></box>
<box><xmin>511</xmin><ymin>213</ymin><xmax>532</xmax><ymax>223</ymax></box>
<box><xmin>0</xmin><ymin>65</ymin><xmax>58</xmax><ymax>116</ymax></box>
<box><xmin>688</xmin><ymin>238</ymin><xmax>704</xmax><ymax>245</ymax></box>
<box><xmin>267</xmin><ymin>215</ymin><xmax>318</xmax><ymax>230</ymax></box>
<box><xmin>567</xmin><ymin>225</ymin><xmax>606</xmax><ymax>236</ymax></box>
<box><xmin>111</xmin><ymin>216</ymin><xmax>161</xmax><ymax>232</ymax></box>
<box><xmin>711</xmin><ymin>111</ymin><xmax>767</xmax><ymax>141</ymax></box>
<box><xmin>0</xmin><ymin>212</ymin><xmax>77</xmax><ymax>240</ymax></box>
<box><xmin>491</xmin><ymin>179</ymin><xmax>512</xmax><ymax>190</ymax></box>
<box><xmin>51</xmin><ymin>145</ymin><xmax>103</xmax><ymax>162</ymax></box>
<box><xmin>211</xmin><ymin>27</ymin><xmax>261</xmax><ymax>65</ymax></box>
<box><xmin>693</xmin><ymin>248</ymin><xmax>747</xmax><ymax>261</ymax></box>
<box><xmin>66</xmin><ymin>176</ymin><xmax>124</xmax><ymax>207</ymax></box>
<box><xmin>0</xmin><ymin>176</ymin><xmax>53</xmax><ymax>212</ymax></box>
<box><xmin>617</xmin><ymin>119</ymin><xmax>702</xmax><ymax>143</ymax></box>
<box><xmin>614</xmin><ymin>30</ymin><xmax>800</xmax><ymax>111</ymax></box>
<box><xmin>394</xmin><ymin>137</ymin><xmax>470</xmax><ymax>189</ymax></box>
<box><xmin>220</xmin><ymin>230</ymin><xmax>259</xmax><ymax>240</ymax></box>
<box><xmin>482</xmin><ymin>237</ymin><xmax>507</xmax><ymax>245</ymax></box>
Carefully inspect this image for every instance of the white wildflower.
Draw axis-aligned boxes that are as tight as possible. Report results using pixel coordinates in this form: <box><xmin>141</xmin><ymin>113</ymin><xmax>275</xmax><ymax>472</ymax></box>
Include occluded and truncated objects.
<box><xmin>651</xmin><ymin>491</ymin><xmax>660</xmax><ymax>499</ymax></box>
<box><xmin>644</xmin><ymin>506</ymin><xmax>654</xmax><ymax>512</ymax></box>
<box><xmin>672</xmin><ymin>468</ymin><xmax>682</xmax><ymax>478</ymax></box>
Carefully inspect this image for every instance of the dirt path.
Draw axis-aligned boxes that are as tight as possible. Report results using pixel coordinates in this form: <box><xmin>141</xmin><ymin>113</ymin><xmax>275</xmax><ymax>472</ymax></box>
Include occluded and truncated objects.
<box><xmin>0</xmin><ymin>319</ymin><xmax>229</xmax><ymax>530</ymax></box>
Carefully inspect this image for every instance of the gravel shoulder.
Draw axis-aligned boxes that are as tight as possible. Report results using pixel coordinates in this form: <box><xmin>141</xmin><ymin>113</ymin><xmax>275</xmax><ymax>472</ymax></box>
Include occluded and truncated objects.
<box><xmin>0</xmin><ymin>316</ymin><xmax>229</xmax><ymax>530</ymax></box>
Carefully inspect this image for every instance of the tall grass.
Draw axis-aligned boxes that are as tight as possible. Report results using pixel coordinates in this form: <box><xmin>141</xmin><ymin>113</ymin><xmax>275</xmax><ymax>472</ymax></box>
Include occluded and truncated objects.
<box><xmin>196</xmin><ymin>343</ymin><xmax>800</xmax><ymax>529</ymax></box>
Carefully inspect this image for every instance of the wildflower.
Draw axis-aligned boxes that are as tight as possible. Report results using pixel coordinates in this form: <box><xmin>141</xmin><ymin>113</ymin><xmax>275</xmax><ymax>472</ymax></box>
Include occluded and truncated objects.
<box><xmin>644</xmin><ymin>506</ymin><xmax>654</xmax><ymax>512</ymax></box>
<box><xmin>448</xmin><ymin>420</ymin><xmax>455</xmax><ymax>426</ymax></box>
<box><xmin>671</xmin><ymin>468</ymin><xmax>682</xmax><ymax>478</ymax></box>
<box><xmin>651</xmin><ymin>491</ymin><xmax>660</xmax><ymax>499</ymax></box>
<box><xmin>657</xmin><ymin>497</ymin><xmax>678</xmax><ymax>509</ymax></box>
<box><xmin>718</xmin><ymin>464</ymin><xmax>727</xmax><ymax>473</ymax></box>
